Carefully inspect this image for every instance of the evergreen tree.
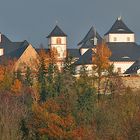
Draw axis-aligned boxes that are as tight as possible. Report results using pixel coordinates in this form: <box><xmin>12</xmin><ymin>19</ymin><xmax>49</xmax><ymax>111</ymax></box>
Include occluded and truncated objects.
<box><xmin>24</xmin><ymin>67</ymin><xmax>33</xmax><ymax>87</ymax></box>
<box><xmin>63</xmin><ymin>54</ymin><xmax>75</xmax><ymax>75</ymax></box>
<box><xmin>37</xmin><ymin>57</ymin><xmax>47</xmax><ymax>102</ymax></box>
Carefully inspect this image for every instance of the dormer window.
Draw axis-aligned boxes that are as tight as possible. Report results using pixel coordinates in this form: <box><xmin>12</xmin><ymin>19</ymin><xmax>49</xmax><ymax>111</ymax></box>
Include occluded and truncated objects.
<box><xmin>56</xmin><ymin>38</ymin><xmax>61</xmax><ymax>44</ymax></box>
<box><xmin>122</xmin><ymin>56</ymin><xmax>130</xmax><ymax>59</ymax></box>
<box><xmin>118</xmin><ymin>29</ymin><xmax>125</xmax><ymax>31</ymax></box>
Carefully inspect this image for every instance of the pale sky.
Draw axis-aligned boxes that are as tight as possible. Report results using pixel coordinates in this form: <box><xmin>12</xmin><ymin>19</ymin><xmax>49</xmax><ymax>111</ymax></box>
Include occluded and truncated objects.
<box><xmin>0</xmin><ymin>0</ymin><xmax>140</xmax><ymax>48</ymax></box>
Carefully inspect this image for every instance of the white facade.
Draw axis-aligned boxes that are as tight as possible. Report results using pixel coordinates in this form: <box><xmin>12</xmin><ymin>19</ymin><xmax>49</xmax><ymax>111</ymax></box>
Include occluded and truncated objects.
<box><xmin>137</xmin><ymin>69</ymin><xmax>140</xmax><ymax>74</ymax></box>
<box><xmin>80</xmin><ymin>48</ymin><xmax>89</xmax><ymax>55</ymax></box>
<box><xmin>48</xmin><ymin>36</ymin><xmax>67</xmax><ymax>59</ymax></box>
<box><xmin>105</xmin><ymin>33</ymin><xmax>135</xmax><ymax>42</ymax></box>
<box><xmin>0</xmin><ymin>48</ymin><xmax>4</xmax><ymax>56</ymax></box>
<box><xmin>75</xmin><ymin>61</ymin><xmax>135</xmax><ymax>75</ymax></box>
<box><xmin>111</xmin><ymin>61</ymin><xmax>134</xmax><ymax>73</ymax></box>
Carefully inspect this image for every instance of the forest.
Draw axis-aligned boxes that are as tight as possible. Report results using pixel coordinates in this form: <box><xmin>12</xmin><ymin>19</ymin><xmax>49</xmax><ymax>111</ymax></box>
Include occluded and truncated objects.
<box><xmin>0</xmin><ymin>43</ymin><xmax>140</xmax><ymax>140</ymax></box>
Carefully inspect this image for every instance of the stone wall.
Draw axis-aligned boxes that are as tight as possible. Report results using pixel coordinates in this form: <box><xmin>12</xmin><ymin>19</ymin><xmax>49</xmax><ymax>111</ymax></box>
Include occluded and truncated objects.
<box><xmin>122</xmin><ymin>76</ymin><xmax>140</xmax><ymax>91</ymax></box>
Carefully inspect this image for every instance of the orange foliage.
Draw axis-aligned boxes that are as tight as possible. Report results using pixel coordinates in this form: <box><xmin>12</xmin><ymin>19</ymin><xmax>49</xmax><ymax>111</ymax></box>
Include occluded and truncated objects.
<box><xmin>44</xmin><ymin>98</ymin><xmax>60</xmax><ymax>112</ymax></box>
<box><xmin>0</xmin><ymin>60</ymin><xmax>15</xmax><ymax>81</ymax></box>
<box><xmin>11</xmin><ymin>79</ymin><xmax>22</xmax><ymax>94</ymax></box>
<box><xmin>0</xmin><ymin>65</ymin><xmax>5</xmax><ymax>81</ymax></box>
<box><xmin>92</xmin><ymin>42</ymin><xmax>112</xmax><ymax>70</ymax></box>
<box><xmin>38</xmin><ymin>48</ymin><xmax>58</xmax><ymax>69</ymax></box>
<box><xmin>31</xmin><ymin>99</ymin><xmax>91</xmax><ymax>139</ymax></box>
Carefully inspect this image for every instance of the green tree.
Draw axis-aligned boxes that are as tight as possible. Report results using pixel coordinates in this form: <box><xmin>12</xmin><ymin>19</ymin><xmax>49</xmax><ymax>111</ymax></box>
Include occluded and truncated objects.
<box><xmin>63</xmin><ymin>54</ymin><xmax>75</xmax><ymax>75</ymax></box>
<box><xmin>24</xmin><ymin>67</ymin><xmax>33</xmax><ymax>87</ymax></box>
<box><xmin>37</xmin><ymin>57</ymin><xmax>47</xmax><ymax>102</ymax></box>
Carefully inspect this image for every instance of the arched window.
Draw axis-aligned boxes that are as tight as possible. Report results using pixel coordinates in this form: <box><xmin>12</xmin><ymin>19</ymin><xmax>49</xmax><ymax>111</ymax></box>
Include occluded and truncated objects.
<box><xmin>56</xmin><ymin>38</ymin><xmax>61</xmax><ymax>44</ymax></box>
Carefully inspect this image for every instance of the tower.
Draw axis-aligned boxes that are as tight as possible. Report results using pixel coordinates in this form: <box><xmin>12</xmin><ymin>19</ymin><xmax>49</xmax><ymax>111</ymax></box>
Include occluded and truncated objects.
<box><xmin>47</xmin><ymin>25</ymin><xmax>67</xmax><ymax>60</ymax></box>
<box><xmin>104</xmin><ymin>17</ymin><xmax>135</xmax><ymax>43</ymax></box>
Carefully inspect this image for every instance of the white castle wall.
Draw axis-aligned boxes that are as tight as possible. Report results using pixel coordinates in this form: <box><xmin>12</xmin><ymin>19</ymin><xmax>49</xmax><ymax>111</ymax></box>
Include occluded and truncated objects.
<box><xmin>105</xmin><ymin>34</ymin><xmax>135</xmax><ymax>42</ymax></box>
<box><xmin>111</xmin><ymin>61</ymin><xmax>134</xmax><ymax>73</ymax></box>
<box><xmin>75</xmin><ymin>61</ymin><xmax>134</xmax><ymax>76</ymax></box>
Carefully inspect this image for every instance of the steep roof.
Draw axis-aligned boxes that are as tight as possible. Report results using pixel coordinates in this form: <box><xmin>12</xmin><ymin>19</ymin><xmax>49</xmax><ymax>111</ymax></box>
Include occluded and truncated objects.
<box><xmin>108</xmin><ymin>42</ymin><xmax>140</xmax><ymax>62</ymax></box>
<box><xmin>47</xmin><ymin>25</ymin><xmax>67</xmax><ymax>38</ymax></box>
<box><xmin>105</xmin><ymin>17</ymin><xmax>134</xmax><ymax>35</ymax></box>
<box><xmin>74</xmin><ymin>49</ymin><xmax>95</xmax><ymax>65</ymax></box>
<box><xmin>6</xmin><ymin>40</ymin><xmax>29</xmax><ymax>59</ymax></box>
<box><xmin>80</xmin><ymin>40</ymin><xmax>96</xmax><ymax>49</ymax></box>
<box><xmin>67</xmin><ymin>49</ymin><xmax>80</xmax><ymax>58</ymax></box>
<box><xmin>0</xmin><ymin>34</ymin><xmax>29</xmax><ymax>59</ymax></box>
<box><xmin>124</xmin><ymin>59</ymin><xmax>140</xmax><ymax>74</ymax></box>
<box><xmin>78</xmin><ymin>26</ymin><xmax>102</xmax><ymax>46</ymax></box>
<box><xmin>74</xmin><ymin>42</ymin><xmax>140</xmax><ymax>66</ymax></box>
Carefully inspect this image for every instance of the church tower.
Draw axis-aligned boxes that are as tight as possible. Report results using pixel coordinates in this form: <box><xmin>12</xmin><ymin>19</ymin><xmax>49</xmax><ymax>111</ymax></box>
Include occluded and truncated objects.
<box><xmin>104</xmin><ymin>17</ymin><xmax>135</xmax><ymax>43</ymax></box>
<box><xmin>47</xmin><ymin>25</ymin><xmax>67</xmax><ymax>60</ymax></box>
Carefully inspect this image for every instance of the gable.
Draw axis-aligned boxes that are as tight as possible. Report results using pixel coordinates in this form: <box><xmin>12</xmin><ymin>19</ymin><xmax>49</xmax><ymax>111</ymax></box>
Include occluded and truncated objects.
<box><xmin>15</xmin><ymin>44</ymin><xmax>39</xmax><ymax>71</ymax></box>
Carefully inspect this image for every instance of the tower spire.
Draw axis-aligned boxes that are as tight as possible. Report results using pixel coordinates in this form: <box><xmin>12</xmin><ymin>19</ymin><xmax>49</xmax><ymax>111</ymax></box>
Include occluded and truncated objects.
<box><xmin>118</xmin><ymin>13</ymin><xmax>122</xmax><ymax>20</ymax></box>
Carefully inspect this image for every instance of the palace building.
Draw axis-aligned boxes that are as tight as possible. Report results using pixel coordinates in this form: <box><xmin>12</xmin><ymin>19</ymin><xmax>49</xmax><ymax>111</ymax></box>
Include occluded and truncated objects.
<box><xmin>1</xmin><ymin>17</ymin><xmax>140</xmax><ymax>75</ymax></box>
<box><xmin>74</xmin><ymin>17</ymin><xmax>140</xmax><ymax>75</ymax></box>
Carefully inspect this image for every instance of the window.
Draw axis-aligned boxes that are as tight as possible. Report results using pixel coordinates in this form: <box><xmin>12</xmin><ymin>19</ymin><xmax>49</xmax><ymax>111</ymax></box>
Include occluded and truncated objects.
<box><xmin>127</xmin><ymin>37</ymin><xmax>130</xmax><ymax>42</ymax></box>
<box><xmin>56</xmin><ymin>38</ymin><xmax>61</xmax><ymax>44</ymax></box>
<box><xmin>114</xmin><ymin>37</ymin><xmax>117</xmax><ymax>41</ymax></box>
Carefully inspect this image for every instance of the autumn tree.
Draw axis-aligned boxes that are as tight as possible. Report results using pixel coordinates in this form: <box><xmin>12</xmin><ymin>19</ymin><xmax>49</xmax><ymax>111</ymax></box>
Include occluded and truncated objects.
<box><xmin>0</xmin><ymin>92</ymin><xmax>27</xmax><ymax>140</ymax></box>
<box><xmin>30</xmin><ymin>96</ymin><xmax>94</xmax><ymax>140</ymax></box>
<box><xmin>11</xmin><ymin>79</ymin><xmax>22</xmax><ymax>94</ymax></box>
<box><xmin>0</xmin><ymin>60</ymin><xmax>15</xmax><ymax>91</ymax></box>
<box><xmin>92</xmin><ymin>41</ymin><xmax>112</xmax><ymax>101</ymax></box>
